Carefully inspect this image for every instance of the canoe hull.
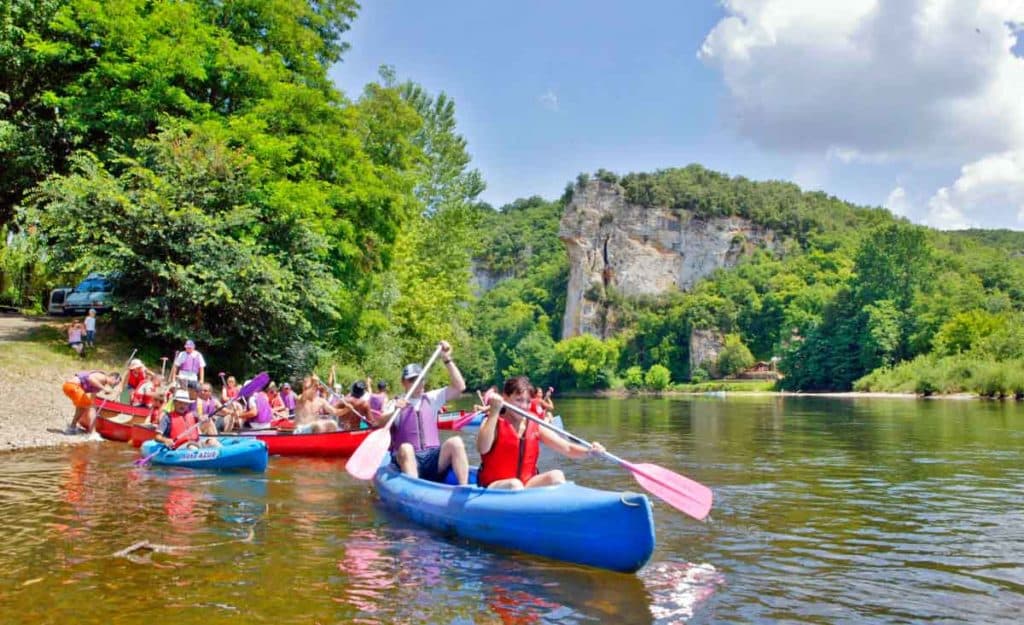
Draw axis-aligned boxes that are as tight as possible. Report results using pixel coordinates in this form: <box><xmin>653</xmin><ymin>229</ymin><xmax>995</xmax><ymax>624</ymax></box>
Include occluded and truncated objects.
<box><xmin>140</xmin><ymin>438</ymin><xmax>268</xmax><ymax>471</ymax></box>
<box><xmin>222</xmin><ymin>428</ymin><xmax>373</xmax><ymax>457</ymax></box>
<box><xmin>95</xmin><ymin>414</ymin><xmax>145</xmax><ymax>442</ymax></box>
<box><xmin>130</xmin><ymin>424</ymin><xmax>157</xmax><ymax>448</ymax></box>
<box><xmin>373</xmin><ymin>465</ymin><xmax>656</xmax><ymax>573</ymax></box>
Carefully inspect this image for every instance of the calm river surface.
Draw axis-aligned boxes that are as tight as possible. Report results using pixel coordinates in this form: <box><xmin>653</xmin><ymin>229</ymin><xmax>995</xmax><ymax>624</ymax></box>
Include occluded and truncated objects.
<box><xmin>1</xmin><ymin>396</ymin><xmax>1022</xmax><ymax>624</ymax></box>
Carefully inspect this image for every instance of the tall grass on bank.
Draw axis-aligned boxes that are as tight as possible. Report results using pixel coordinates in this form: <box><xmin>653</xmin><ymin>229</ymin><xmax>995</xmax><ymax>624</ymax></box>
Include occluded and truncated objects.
<box><xmin>855</xmin><ymin>354</ymin><xmax>1024</xmax><ymax>398</ymax></box>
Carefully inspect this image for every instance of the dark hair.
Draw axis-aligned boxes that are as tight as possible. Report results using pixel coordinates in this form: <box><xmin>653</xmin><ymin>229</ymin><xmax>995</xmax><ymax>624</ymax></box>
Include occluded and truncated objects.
<box><xmin>351</xmin><ymin>380</ymin><xmax>367</xmax><ymax>398</ymax></box>
<box><xmin>377</xmin><ymin>380</ymin><xmax>388</xmax><ymax>391</ymax></box>
<box><xmin>503</xmin><ymin>376</ymin><xmax>533</xmax><ymax>398</ymax></box>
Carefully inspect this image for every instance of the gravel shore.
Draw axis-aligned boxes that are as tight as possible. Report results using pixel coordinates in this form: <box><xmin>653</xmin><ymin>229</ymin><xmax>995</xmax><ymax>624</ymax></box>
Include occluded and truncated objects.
<box><xmin>0</xmin><ymin>315</ymin><xmax>103</xmax><ymax>452</ymax></box>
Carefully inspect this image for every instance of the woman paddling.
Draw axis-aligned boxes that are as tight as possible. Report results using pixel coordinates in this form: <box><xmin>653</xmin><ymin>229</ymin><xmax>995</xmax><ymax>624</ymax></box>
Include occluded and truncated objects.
<box><xmin>477</xmin><ymin>376</ymin><xmax>603</xmax><ymax>490</ymax></box>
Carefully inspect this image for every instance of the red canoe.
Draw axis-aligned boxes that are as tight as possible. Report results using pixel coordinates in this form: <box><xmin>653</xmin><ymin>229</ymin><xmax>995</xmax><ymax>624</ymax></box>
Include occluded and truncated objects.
<box><xmin>222</xmin><ymin>428</ymin><xmax>374</xmax><ymax>457</ymax></box>
<box><xmin>92</xmin><ymin>397</ymin><xmax>149</xmax><ymax>420</ymax></box>
<box><xmin>130</xmin><ymin>423</ymin><xmax>158</xmax><ymax>448</ymax></box>
<box><xmin>95</xmin><ymin>413</ymin><xmax>147</xmax><ymax>442</ymax></box>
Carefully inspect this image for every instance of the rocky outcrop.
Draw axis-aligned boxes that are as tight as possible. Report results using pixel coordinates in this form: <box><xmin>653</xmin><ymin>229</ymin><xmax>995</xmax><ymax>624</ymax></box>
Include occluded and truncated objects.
<box><xmin>470</xmin><ymin>262</ymin><xmax>513</xmax><ymax>296</ymax></box>
<box><xmin>690</xmin><ymin>329</ymin><xmax>725</xmax><ymax>377</ymax></box>
<box><xmin>560</xmin><ymin>180</ymin><xmax>782</xmax><ymax>338</ymax></box>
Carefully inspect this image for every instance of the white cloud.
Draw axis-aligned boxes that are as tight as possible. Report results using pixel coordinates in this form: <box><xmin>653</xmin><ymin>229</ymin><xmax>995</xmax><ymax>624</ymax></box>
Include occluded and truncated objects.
<box><xmin>926</xmin><ymin>150</ymin><xmax>1024</xmax><ymax>229</ymax></box>
<box><xmin>538</xmin><ymin>89</ymin><xmax>559</xmax><ymax>112</ymax></box>
<box><xmin>884</xmin><ymin>186</ymin><xmax>910</xmax><ymax>217</ymax></box>
<box><xmin>699</xmin><ymin>0</ymin><xmax>1024</xmax><ymax>164</ymax></box>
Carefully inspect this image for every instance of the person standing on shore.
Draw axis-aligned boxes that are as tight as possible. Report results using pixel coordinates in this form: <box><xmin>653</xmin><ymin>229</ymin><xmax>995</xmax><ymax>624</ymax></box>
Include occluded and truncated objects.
<box><xmin>67</xmin><ymin>320</ymin><xmax>85</xmax><ymax>357</ymax></box>
<box><xmin>84</xmin><ymin>309</ymin><xmax>97</xmax><ymax>349</ymax></box>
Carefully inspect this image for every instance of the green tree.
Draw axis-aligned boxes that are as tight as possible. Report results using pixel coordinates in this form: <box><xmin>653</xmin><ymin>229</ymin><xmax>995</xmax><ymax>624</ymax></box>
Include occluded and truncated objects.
<box><xmin>623</xmin><ymin>366</ymin><xmax>645</xmax><ymax>390</ymax></box>
<box><xmin>24</xmin><ymin>130</ymin><xmax>338</xmax><ymax>374</ymax></box>
<box><xmin>644</xmin><ymin>364</ymin><xmax>671</xmax><ymax>390</ymax></box>
<box><xmin>716</xmin><ymin>334</ymin><xmax>755</xmax><ymax>377</ymax></box>
<box><xmin>554</xmin><ymin>334</ymin><xmax>619</xmax><ymax>389</ymax></box>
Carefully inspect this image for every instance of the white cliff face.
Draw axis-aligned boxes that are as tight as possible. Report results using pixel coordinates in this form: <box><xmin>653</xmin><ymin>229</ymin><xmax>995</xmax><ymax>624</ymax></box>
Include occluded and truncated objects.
<box><xmin>560</xmin><ymin>180</ymin><xmax>782</xmax><ymax>338</ymax></box>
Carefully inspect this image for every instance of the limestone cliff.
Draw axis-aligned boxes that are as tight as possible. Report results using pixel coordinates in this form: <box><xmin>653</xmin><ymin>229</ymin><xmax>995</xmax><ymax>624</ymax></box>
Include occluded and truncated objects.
<box><xmin>560</xmin><ymin>180</ymin><xmax>782</xmax><ymax>338</ymax></box>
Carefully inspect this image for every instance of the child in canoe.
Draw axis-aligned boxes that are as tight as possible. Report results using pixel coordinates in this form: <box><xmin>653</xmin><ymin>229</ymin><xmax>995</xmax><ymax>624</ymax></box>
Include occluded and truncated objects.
<box><xmin>477</xmin><ymin>376</ymin><xmax>603</xmax><ymax>490</ymax></box>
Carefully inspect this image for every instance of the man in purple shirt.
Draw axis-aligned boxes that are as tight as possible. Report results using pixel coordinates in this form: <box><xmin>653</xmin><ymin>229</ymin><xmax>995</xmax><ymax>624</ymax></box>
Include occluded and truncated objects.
<box><xmin>369</xmin><ymin>340</ymin><xmax>469</xmax><ymax>485</ymax></box>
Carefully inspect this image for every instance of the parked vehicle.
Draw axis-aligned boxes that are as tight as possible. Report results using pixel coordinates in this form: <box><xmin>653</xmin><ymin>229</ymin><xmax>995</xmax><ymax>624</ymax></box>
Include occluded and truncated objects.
<box><xmin>64</xmin><ymin>273</ymin><xmax>117</xmax><ymax>315</ymax></box>
<box><xmin>46</xmin><ymin>287</ymin><xmax>73</xmax><ymax>315</ymax></box>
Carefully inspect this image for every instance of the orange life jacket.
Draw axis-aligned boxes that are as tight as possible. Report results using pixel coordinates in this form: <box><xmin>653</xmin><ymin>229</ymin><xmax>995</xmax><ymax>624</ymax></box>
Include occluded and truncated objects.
<box><xmin>478</xmin><ymin>416</ymin><xmax>541</xmax><ymax>487</ymax></box>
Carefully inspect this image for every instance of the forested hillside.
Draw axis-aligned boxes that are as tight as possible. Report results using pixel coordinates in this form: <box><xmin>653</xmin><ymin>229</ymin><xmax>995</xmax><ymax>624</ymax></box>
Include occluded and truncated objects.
<box><xmin>469</xmin><ymin>167</ymin><xmax>1024</xmax><ymax>396</ymax></box>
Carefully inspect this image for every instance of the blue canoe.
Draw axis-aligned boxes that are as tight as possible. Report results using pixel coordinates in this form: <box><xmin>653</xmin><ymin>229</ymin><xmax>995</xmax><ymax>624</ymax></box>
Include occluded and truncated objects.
<box><xmin>140</xmin><ymin>438</ymin><xmax>269</xmax><ymax>471</ymax></box>
<box><xmin>373</xmin><ymin>464</ymin><xmax>655</xmax><ymax>573</ymax></box>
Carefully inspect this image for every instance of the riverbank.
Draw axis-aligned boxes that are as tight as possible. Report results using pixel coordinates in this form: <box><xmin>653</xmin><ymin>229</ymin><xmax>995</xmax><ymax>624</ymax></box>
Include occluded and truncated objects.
<box><xmin>0</xmin><ymin>314</ymin><xmax>125</xmax><ymax>452</ymax></box>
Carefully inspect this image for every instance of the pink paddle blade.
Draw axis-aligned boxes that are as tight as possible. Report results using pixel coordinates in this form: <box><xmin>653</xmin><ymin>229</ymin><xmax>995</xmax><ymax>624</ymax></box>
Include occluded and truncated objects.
<box><xmin>345</xmin><ymin>426</ymin><xmax>391</xmax><ymax>480</ymax></box>
<box><xmin>622</xmin><ymin>460</ymin><xmax>713</xmax><ymax>521</ymax></box>
<box><xmin>452</xmin><ymin>410</ymin><xmax>483</xmax><ymax>430</ymax></box>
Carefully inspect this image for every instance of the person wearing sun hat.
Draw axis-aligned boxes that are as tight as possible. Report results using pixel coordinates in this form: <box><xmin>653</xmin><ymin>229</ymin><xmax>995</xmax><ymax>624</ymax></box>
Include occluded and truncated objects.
<box><xmin>118</xmin><ymin>357</ymin><xmax>152</xmax><ymax>403</ymax></box>
<box><xmin>170</xmin><ymin>339</ymin><xmax>206</xmax><ymax>387</ymax></box>
<box><xmin>154</xmin><ymin>388</ymin><xmax>219</xmax><ymax>449</ymax></box>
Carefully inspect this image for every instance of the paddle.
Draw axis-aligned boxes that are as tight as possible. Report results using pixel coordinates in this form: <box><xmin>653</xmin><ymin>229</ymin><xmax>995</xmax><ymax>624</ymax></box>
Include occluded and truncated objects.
<box><xmin>135</xmin><ymin>372</ymin><xmax>269</xmax><ymax>466</ymax></box>
<box><xmin>451</xmin><ymin>409</ymin><xmax>484</xmax><ymax>430</ymax></box>
<box><xmin>500</xmin><ymin>400</ymin><xmax>714</xmax><ymax>521</ymax></box>
<box><xmin>345</xmin><ymin>344</ymin><xmax>445</xmax><ymax>480</ymax></box>
<box><xmin>318</xmin><ymin>381</ymin><xmax>372</xmax><ymax>426</ymax></box>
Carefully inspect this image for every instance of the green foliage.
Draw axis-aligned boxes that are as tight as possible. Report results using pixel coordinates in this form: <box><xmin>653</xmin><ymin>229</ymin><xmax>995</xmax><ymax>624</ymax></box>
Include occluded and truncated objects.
<box><xmin>554</xmin><ymin>334</ymin><xmax>619</xmax><ymax>389</ymax></box>
<box><xmin>0</xmin><ymin>225</ymin><xmax>47</xmax><ymax>309</ymax></box>
<box><xmin>0</xmin><ymin>0</ymin><xmax>359</xmax><ymax>226</ymax></box>
<box><xmin>644</xmin><ymin>364</ymin><xmax>671</xmax><ymax>390</ymax></box>
<box><xmin>24</xmin><ymin>130</ymin><xmax>338</xmax><ymax>373</ymax></box>
<box><xmin>623</xmin><ymin>365</ymin><xmax>645</xmax><ymax>390</ymax></box>
<box><xmin>716</xmin><ymin>334</ymin><xmax>754</xmax><ymax>377</ymax></box>
<box><xmin>932</xmin><ymin>309</ymin><xmax>1006</xmax><ymax>356</ymax></box>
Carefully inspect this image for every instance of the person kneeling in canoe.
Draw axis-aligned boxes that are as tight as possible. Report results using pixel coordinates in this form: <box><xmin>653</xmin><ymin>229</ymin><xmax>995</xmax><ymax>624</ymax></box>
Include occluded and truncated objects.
<box><xmin>292</xmin><ymin>375</ymin><xmax>348</xmax><ymax>433</ymax></box>
<box><xmin>477</xmin><ymin>376</ymin><xmax>604</xmax><ymax>490</ymax></box>
<box><xmin>372</xmin><ymin>340</ymin><xmax>470</xmax><ymax>485</ymax></box>
<box><xmin>154</xmin><ymin>390</ymin><xmax>219</xmax><ymax>449</ymax></box>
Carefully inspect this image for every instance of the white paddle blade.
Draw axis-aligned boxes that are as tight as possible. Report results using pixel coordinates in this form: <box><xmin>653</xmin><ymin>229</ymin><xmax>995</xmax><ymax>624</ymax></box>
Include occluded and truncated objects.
<box><xmin>345</xmin><ymin>427</ymin><xmax>391</xmax><ymax>480</ymax></box>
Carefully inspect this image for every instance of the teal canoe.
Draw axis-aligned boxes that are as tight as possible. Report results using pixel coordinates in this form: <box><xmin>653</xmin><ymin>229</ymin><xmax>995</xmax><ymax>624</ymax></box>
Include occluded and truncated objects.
<box><xmin>139</xmin><ymin>437</ymin><xmax>268</xmax><ymax>471</ymax></box>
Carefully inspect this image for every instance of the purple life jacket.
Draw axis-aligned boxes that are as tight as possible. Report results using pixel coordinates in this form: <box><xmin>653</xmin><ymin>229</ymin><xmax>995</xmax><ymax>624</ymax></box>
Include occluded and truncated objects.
<box><xmin>77</xmin><ymin>371</ymin><xmax>103</xmax><ymax>393</ymax></box>
<box><xmin>253</xmin><ymin>392</ymin><xmax>272</xmax><ymax>424</ymax></box>
<box><xmin>179</xmin><ymin>351</ymin><xmax>202</xmax><ymax>373</ymax></box>
<box><xmin>389</xmin><ymin>396</ymin><xmax>440</xmax><ymax>453</ymax></box>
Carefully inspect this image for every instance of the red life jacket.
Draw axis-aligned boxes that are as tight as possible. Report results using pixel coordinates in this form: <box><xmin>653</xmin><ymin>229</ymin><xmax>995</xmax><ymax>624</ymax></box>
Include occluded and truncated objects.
<box><xmin>528</xmin><ymin>398</ymin><xmax>546</xmax><ymax>418</ymax></box>
<box><xmin>478</xmin><ymin>416</ymin><xmax>541</xmax><ymax>487</ymax></box>
<box><xmin>168</xmin><ymin>410</ymin><xmax>198</xmax><ymax>449</ymax></box>
<box><xmin>126</xmin><ymin>369</ymin><xmax>146</xmax><ymax>389</ymax></box>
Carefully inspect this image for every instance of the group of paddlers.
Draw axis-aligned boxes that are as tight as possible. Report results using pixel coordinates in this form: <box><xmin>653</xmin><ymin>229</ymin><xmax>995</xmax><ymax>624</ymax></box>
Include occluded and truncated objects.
<box><xmin>62</xmin><ymin>339</ymin><xmax>603</xmax><ymax>489</ymax></box>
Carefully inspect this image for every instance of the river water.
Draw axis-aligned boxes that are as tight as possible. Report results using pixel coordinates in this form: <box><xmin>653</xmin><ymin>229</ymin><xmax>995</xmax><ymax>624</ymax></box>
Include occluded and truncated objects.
<box><xmin>0</xmin><ymin>396</ymin><xmax>1021</xmax><ymax>624</ymax></box>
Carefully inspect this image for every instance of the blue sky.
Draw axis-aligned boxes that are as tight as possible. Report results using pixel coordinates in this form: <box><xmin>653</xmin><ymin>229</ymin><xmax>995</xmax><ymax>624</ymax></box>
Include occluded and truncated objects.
<box><xmin>330</xmin><ymin>1</ymin><xmax>1024</xmax><ymax>230</ymax></box>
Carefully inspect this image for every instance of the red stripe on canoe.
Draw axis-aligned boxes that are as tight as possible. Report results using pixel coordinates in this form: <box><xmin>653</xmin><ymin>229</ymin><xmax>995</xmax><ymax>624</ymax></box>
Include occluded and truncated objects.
<box><xmin>221</xmin><ymin>428</ymin><xmax>374</xmax><ymax>457</ymax></box>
